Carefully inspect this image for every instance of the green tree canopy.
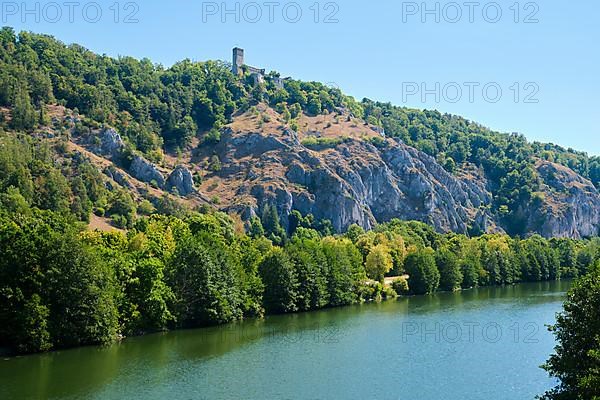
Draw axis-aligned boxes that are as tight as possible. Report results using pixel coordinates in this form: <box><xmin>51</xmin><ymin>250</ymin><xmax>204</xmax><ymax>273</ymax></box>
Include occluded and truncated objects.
<box><xmin>542</xmin><ymin>264</ymin><xmax>600</xmax><ymax>400</ymax></box>
<box><xmin>404</xmin><ymin>248</ymin><xmax>440</xmax><ymax>295</ymax></box>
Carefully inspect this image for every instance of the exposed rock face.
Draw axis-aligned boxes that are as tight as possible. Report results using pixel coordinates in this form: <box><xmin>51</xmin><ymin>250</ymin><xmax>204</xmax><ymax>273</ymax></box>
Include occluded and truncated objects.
<box><xmin>70</xmin><ymin>105</ymin><xmax>600</xmax><ymax>239</ymax></box>
<box><xmin>214</xmin><ymin>128</ymin><xmax>498</xmax><ymax>234</ymax></box>
<box><xmin>129</xmin><ymin>156</ymin><xmax>165</xmax><ymax>188</ymax></box>
<box><xmin>99</xmin><ymin>128</ymin><xmax>124</xmax><ymax>158</ymax></box>
<box><xmin>167</xmin><ymin>166</ymin><xmax>195</xmax><ymax>196</ymax></box>
<box><xmin>104</xmin><ymin>166</ymin><xmax>132</xmax><ymax>189</ymax></box>
<box><xmin>190</xmin><ymin>116</ymin><xmax>600</xmax><ymax>239</ymax></box>
<box><xmin>525</xmin><ymin>161</ymin><xmax>600</xmax><ymax>238</ymax></box>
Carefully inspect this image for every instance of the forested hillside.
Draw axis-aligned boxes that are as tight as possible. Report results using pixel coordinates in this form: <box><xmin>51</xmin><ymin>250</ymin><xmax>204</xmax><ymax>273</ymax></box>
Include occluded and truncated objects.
<box><xmin>1</xmin><ymin>28</ymin><xmax>600</xmax><ymax>355</ymax></box>
<box><xmin>1</xmin><ymin>28</ymin><xmax>599</xmax><ymax>237</ymax></box>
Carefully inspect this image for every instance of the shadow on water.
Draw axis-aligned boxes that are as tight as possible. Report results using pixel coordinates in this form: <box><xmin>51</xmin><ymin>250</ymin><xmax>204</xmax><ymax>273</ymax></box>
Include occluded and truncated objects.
<box><xmin>0</xmin><ymin>280</ymin><xmax>571</xmax><ymax>400</ymax></box>
<box><xmin>0</xmin><ymin>306</ymin><xmax>374</xmax><ymax>399</ymax></box>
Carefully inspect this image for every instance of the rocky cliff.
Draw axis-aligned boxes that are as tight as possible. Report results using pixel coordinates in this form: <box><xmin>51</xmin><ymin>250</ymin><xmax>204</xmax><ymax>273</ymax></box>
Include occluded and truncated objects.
<box><xmin>191</xmin><ymin>107</ymin><xmax>599</xmax><ymax>238</ymax></box>
<box><xmin>198</xmin><ymin>117</ymin><xmax>501</xmax><ymax>235</ymax></box>
<box><xmin>526</xmin><ymin>160</ymin><xmax>600</xmax><ymax>238</ymax></box>
<box><xmin>75</xmin><ymin>107</ymin><xmax>600</xmax><ymax>239</ymax></box>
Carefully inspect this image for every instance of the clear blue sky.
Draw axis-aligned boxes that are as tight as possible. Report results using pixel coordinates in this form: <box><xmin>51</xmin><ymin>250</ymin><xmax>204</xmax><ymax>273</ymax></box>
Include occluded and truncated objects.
<box><xmin>5</xmin><ymin>0</ymin><xmax>599</xmax><ymax>154</ymax></box>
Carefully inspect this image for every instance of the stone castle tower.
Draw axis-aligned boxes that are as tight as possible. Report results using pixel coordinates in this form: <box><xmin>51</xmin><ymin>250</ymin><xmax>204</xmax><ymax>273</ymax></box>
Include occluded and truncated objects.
<box><xmin>231</xmin><ymin>47</ymin><xmax>284</xmax><ymax>88</ymax></box>
<box><xmin>232</xmin><ymin>47</ymin><xmax>244</xmax><ymax>76</ymax></box>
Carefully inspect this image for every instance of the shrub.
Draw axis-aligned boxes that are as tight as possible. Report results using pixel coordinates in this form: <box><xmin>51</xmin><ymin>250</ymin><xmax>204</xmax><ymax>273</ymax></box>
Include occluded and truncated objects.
<box><xmin>391</xmin><ymin>277</ymin><xmax>410</xmax><ymax>295</ymax></box>
<box><xmin>203</xmin><ymin>128</ymin><xmax>221</xmax><ymax>144</ymax></box>
<box><xmin>301</xmin><ymin>136</ymin><xmax>349</xmax><ymax>149</ymax></box>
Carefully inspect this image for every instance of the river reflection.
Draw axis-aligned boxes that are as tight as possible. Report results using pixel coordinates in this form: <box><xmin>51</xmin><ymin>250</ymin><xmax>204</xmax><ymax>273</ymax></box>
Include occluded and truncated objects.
<box><xmin>0</xmin><ymin>280</ymin><xmax>570</xmax><ymax>400</ymax></box>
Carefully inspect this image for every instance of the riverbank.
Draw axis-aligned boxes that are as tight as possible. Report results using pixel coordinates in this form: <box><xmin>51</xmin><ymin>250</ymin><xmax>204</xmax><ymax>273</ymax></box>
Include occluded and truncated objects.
<box><xmin>0</xmin><ymin>281</ymin><xmax>570</xmax><ymax>400</ymax></box>
<box><xmin>1</xmin><ymin>277</ymin><xmax>569</xmax><ymax>359</ymax></box>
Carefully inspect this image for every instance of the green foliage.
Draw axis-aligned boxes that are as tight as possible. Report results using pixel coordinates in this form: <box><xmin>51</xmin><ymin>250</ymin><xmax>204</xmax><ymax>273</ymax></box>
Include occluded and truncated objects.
<box><xmin>108</xmin><ymin>189</ymin><xmax>137</xmax><ymax>228</ymax></box>
<box><xmin>0</xmin><ymin>186</ymin><xmax>31</xmax><ymax>215</ymax></box>
<box><xmin>359</xmin><ymin>99</ymin><xmax>600</xmax><ymax>232</ymax></box>
<box><xmin>0</xmin><ymin>29</ymin><xmax>242</xmax><ymax>153</ymax></box>
<box><xmin>345</xmin><ymin>223</ymin><xmax>365</xmax><ymax>243</ymax></box>
<box><xmin>168</xmin><ymin>232</ymin><xmax>243</xmax><ymax>327</ymax></box>
<box><xmin>541</xmin><ymin>265</ymin><xmax>600</xmax><ymax>400</ymax></box>
<box><xmin>365</xmin><ymin>244</ymin><xmax>393</xmax><ymax>282</ymax></box>
<box><xmin>154</xmin><ymin>194</ymin><xmax>190</xmax><ymax>219</ymax></box>
<box><xmin>456</xmin><ymin>238</ymin><xmax>483</xmax><ymax>289</ymax></box>
<box><xmin>258</xmin><ymin>248</ymin><xmax>298</xmax><ymax>314</ymax></box>
<box><xmin>203</xmin><ymin>128</ymin><xmax>221</xmax><ymax>145</ymax></box>
<box><xmin>517</xmin><ymin>235</ymin><xmax>561</xmax><ymax>282</ymax></box>
<box><xmin>1</xmin><ymin>28</ymin><xmax>599</xmax><ymax>231</ymax></box>
<box><xmin>293</xmin><ymin>227</ymin><xmax>321</xmax><ymax>241</ymax></box>
<box><xmin>261</xmin><ymin>204</ymin><xmax>287</xmax><ymax>245</ymax></box>
<box><xmin>0</xmin><ymin>132</ymin><xmax>118</xmax><ymax>223</ymax></box>
<box><xmin>404</xmin><ymin>248</ymin><xmax>440</xmax><ymax>295</ymax></box>
<box><xmin>436</xmin><ymin>248</ymin><xmax>463</xmax><ymax>291</ymax></box>
<box><xmin>0</xmin><ymin>199</ymin><xmax>595</xmax><ymax>356</ymax></box>
<box><xmin>1</xmin><ymin>28</ymin><xmax>600</xmax><ymax>357</ymax></box>
<box><xmin>15</xmin><ymin>294</ymin><xmax>51</xmax><ymax>353</ymax></box>
<box><xmin>187</xmin><ymin>212</ymin><xmax>236</xmax><ymax>244</ymax></box>
<box><xmin>248</xmin><ymin>216</ymin><xmax>265</xmax><ymax>238</ymax></box>
<box><xmin>301</xmin><ymin>136</ymin><xmax>349</xmax><ymax>149</ymax></box>
<box><xmin>208</xmin><ymin>154</ymin><xmax>222</xmax><ymax>172</ymax></box>
<box><xmin>391</xmin><ymin>277</ymin><xmax>410</xmax><ymax>295</ymax></box>
<box><xmin>479</xmin><ymin>235</ymin><xmax>516</xmax><ymax>285</ymax></box>
<box><xmin>321</xmin><ymin>237</ymin><xmax>365</xmax><ymax>306</ymax></box>
<box><xmin>286</xmin><ymin>238</ymin><xmax>329</xmax><ymax>311</ymax></box>
<box><xmin>137</xmin><ymin>199</ymin><xmax>156</xmax><ymax>216</ymax></box>
<box><xmin>10</xmin><ymin>89</ymin><xmax>37</xmax><ymax>131</ymax></box>
<box><xmin>0</xmin><ymin>211</ymin><xmax>119</xmax><ymax>352</ymax></box>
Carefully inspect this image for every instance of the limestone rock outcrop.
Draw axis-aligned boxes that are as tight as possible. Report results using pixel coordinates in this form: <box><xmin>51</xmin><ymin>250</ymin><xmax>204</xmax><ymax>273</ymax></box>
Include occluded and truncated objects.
<box><xmin>525</xmin><ymin>161</ymin><xmax>600</xmax><ymax>238</ymax></box>
<box><xmin>215</xmin><ymin>129</ymin><xmax>497</xmax><ymax>234</ymax></box>
<box><xmin>98</xmin><ymin>128</ymin><xmax>124</xmax><ymax>158</ymax></box>
<box><xmin>167</xmin><ymin>166</ymin><xmax>195</xmax><ymax>196</ymax></box>
<box><xmin>203</xmin><ymin>123</ymin><xmax>600</xmax><ymax>239</ymax></box>
<box><xmin>129</xmin><ymin>156</ymin><xmax>165</xmax><ymax>188</ymax></box>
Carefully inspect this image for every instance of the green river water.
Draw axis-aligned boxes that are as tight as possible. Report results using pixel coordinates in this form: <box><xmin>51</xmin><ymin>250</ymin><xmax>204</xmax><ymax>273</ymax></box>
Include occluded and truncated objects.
<box><xmin>0</xmin><ymin>280</ymin><xmax>570</xmax><ymax>400</ymax></box>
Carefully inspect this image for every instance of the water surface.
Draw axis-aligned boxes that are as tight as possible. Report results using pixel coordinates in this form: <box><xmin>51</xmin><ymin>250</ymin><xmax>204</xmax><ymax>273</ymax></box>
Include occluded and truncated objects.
<box><xmin>0</xmin><ymin>280</ymin><xmax>570</xmax><ymax>400</ymax></box>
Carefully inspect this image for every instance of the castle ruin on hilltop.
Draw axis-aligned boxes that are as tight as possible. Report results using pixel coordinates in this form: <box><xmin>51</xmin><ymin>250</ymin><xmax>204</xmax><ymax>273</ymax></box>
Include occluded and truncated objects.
<box><xmin>232</xmin><ymin>47</ymin><xmax>286</xmax><ymax>89</ymax></box>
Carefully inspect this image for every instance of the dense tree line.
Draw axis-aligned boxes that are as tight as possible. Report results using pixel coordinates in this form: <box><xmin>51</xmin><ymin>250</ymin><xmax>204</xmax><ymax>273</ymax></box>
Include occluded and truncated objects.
<box><xmin>1</xmin><ymin>192</ymin><xmax>598</xmax><ymax>355</ymax></box>
<box><xmin>0</xmin><ymin>27</ymin><xmax>353</xmax><ymax>155</ymax></box>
